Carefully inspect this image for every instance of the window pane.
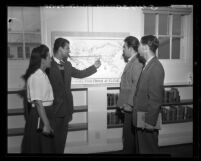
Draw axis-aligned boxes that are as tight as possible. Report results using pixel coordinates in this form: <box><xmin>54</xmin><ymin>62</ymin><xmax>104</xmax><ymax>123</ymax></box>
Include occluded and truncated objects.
<box><xmin>17</xmin><ymin>46</ymin><xmax>23</xmax><ymax>58</ymax></box>
<box><xmin>25</xmin><ymin>46</ymin><xmax>30</xmax><ymax>58</ymax></box>
<box><xmin>144</xmin><ymin>13</ymin><xmax>155</xmax><ymax>35</ymax></box>
<box><xmin>172</xmin><ymin>15</ymin><xmax>181</xmax><ymax>35</ymax></box>
<box><xmin>25</xmin><ymin>32</ymin><xmax>41</xmax><ymax>59</ymax></box>
<box><xmin>158</xmin><ymin>37</ymin><xmax>170</xmax><ymax>59</ymax></box>
<box><xmin>159</xmin><ymin>14</ymin><xmax>169</xmax><ymax>35</ymax></box>
<box><xmin>172</xmin><ymin>37</ymin><xmax>180</xmax><ymax>59</ymax></box>
<box><xmin>8</xmin><ymin>7</ymin><xmax>41</xmax><ymax>60</ymax></box>
<box><xmin>25</xmin><ymin>43</ymin><xmax>41</xmax><ymax>58</ymax></box>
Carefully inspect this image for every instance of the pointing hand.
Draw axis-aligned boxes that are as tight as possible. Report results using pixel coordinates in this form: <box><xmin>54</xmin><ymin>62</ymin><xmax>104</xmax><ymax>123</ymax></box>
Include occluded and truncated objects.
<box><xmin>94</xmin><ymin>58</ymin><xmax>101</xmax><ymax>69</ymax></box>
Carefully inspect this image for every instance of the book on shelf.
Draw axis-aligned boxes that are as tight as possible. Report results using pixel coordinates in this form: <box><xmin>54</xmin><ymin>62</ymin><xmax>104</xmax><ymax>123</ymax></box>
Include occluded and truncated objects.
<box><xmin>107</xmin><ymin>94</ymin><xmax>111</xmax><ymax>106</ymax></box>
<box><xmin>162</xmin><ymin>106</ymin><xmax>170</xmax><ymax>122</ymax></box>
<box><xmin>161</xmin><ymin>105</ymin><xmax>193</xmax><ymax>123</ymax></box>
<box><xmin>107</xmin><ymin>112</ymin><xmax>110</xmax><ymax>124</ymax></box>
<box><xmin>110</xmin><ymin>112</ymin><xmax>114</xmax><ymax>124</ymax></box>
<box><xmin>169</xmin><ymin>106</ymin><xmax>178</xmax><ymax>121</ymax></box>
<box><xmin>164</xmin><ymin>88</ymin><xmax>180</xmax><ymax>103</ymax></box>
<box><xmin>107</xmin><ymin>110</ymin><xmax>124</xmax><ymax>125</ymax></box>
<box><xmin>115</xmin><ymin>94</ymin><xmax>119</xmax><ymax>106</ymax></box>
<box><xmin>115</xmin><ymin>112</ymin><xmax>120</xmax><ymax>124</ymax></box>
<box><xmin>107</xmin><ymin>93</ymin><xmax>119</xmax><ymax>107</ymax></box>
<box><xmin>177</xmin><ymin>105</ymin><xmax>185</xmax><ymax>121</ymax></box>
<box><xmin>186</xmin><ymin>105</ymin><xmax>193</xmax><ymax>120</ymax></box>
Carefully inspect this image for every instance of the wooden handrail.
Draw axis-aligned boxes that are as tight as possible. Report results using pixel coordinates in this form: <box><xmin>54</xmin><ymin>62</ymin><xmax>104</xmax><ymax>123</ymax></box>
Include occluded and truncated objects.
<box><xmin>8</xmin><ymin>105</ymin><xmax>88</xmax><ymax>116</ymax></box>
<box><xmin>107</xmin><ymin>119</ymin><xmax>193</xmax><ymax>128</ymax></box>
<box><xmin>107</xmin><ymin>124</ymin><xmax>123</xmax><ymax>128</ymax></box>
<box><xmin>107</xmin><ymin>99</ymin><xmax>193</xmax><ymax>110</ymax></box>
<box><xmin>163</xmin><ymin>84</ymin><xmax>193</xmax><ymax>88</ymax></box>
<box><xmin>161</xmin><ymin>99</ymin><xmax>193</xmax><ymax>106</ymax></box>
<box><xmin>107</xmin><ymin>84</ymin><xmax>193</xmax><ymax>90</ymax></box>
<box><xmin>7</xmin><ymin>88</ymin><xmax>88</xmax><ymax>94</ymax></box>
<box><xmin>8</xmin><ymin>84</ymin><xmax>193</xmax><ymax>94</ymax></box>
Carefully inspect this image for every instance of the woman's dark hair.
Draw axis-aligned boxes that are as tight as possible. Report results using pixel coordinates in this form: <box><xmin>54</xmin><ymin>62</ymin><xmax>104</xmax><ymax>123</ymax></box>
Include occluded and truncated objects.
<box><xmin>124</xmin><ymin>36</ymin><xmax>139</xmax><ymax>52</ymax></box>
<box><xmin>22</xmin><ymin>44</ymin><xmax>49</xmax><ymax>81</ymax></box>
<box><xmin>140</xmin><ymin>35</ymin><xmax>159</xmax><ymax>53</ymax></box>
<box><xmin>53</xmin><ymin>38</ymin><xmax>69</xmax><ymax>54</ymax></box>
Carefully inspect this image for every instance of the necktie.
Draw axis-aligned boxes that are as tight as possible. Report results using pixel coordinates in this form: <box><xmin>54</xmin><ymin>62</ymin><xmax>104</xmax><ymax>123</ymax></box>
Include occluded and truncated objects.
<box><xmin>142</xmin><ymin>62</ymin><xmax>147</xmax><ymax>71</ymax></box>
<box><xmin>58</xmin><ymin>60</ymin><xmax>64</xmax><ymax>72</ymax></box>
<box><xmin>58</xmin><ymin>60</ymin><xmax>65</xmax><ymax>80</ymax></box>
<box><xmin>59</xmin><ymin>60</ymin><xmax>65</xmax><ymax>66</ymax></box>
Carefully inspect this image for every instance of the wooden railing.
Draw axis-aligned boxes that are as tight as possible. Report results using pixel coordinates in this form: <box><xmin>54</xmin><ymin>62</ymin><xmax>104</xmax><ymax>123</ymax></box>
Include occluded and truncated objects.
<box><xmin>8</xmin><ymin>88</ymin><xmax>88</xmax><ymax>137</ymax></box>
<box><xmin>107</xmin><ymin>84</ymin><xmax>193</xmax><ymax>128</ymax></box>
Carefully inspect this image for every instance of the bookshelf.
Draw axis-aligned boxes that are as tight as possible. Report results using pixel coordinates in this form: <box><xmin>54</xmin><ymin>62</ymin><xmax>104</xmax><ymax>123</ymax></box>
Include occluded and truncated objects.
<box><xmin>7</xmin><ymin>88</ymin><xmax>88</xmax><ymax>145</ymax></box>
<box><xmin>107</xmin><ymin>84</ymin><xmax>193</xmax><ymax>146</ymax></box>
<box><xmin>7</xmin><ymin>83</ymin><xmax>193</xmax><ymax>153</ymax></box>
<box><xmin>107</xmin><ymin>84</ymin><xmax>193</xmax><ymax>126</ymax></box>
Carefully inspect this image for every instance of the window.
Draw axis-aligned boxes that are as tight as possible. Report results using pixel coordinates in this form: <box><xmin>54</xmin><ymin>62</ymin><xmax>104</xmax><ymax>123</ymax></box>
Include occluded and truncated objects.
<box><xmin>17</xmin><ymin>46</ymin><xmax>23</xmax><ymax>58</ymax></box>
<box><xmin>25</xmin><ymin>46</ymin><xmax>30</xmax><ymax>58</ymax></box>
<box><xmin>7</xmin><ymin>46</ymin><xmax>13</xmax><ymax>58</ymax></box>
<box><xmin>143</xmin><ymin>7</ymin><xmax>192</xmax><ymax>60</ymax></box>
<box><xmin>144</xmin><ymin>13</ymin><xmax>155</xmax><ymax>35</ymax></box>
<box><xmin>7</xmin><ymin>7</ymin><xmax>41</xmax><ymax>60</ymax></box>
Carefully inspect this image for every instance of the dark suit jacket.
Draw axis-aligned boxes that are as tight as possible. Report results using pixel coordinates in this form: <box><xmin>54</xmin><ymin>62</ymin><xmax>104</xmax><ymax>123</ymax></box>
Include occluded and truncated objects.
<box><xmin>132</xmin><ymin>57</ymin><xmax>165</xmax><ymax>127</ymax></box>
<box><xmin>48</xmin><ymin>58</ymin><xmax>97</xmax><ymax>122</ymax></box>
<box><xmin>117</xmin><ymin>55</ymin><xmax>143</xmax><ymax>107</ymax></box>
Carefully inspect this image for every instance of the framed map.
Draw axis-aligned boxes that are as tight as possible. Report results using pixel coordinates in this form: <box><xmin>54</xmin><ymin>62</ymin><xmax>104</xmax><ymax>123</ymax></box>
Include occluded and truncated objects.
<box><xmin>51</xmin><ymin>32</ymin><xmax>129</xmax><ymax>84</ymax></box>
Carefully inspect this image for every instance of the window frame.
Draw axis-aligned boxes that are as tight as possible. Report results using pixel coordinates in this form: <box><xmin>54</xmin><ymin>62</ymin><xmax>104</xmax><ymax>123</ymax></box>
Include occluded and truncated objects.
<box><xmin>143</xmin><ymin>7</ymin><xmax>192</xmax><ymax>61</ymax></box>
<box><xmin>7</xmin><ymin>7</ymin><xmax>41</xmax><ymax>60</ymax></box>
<box><xmin>17</xmin><ymin>46</ymin><xmax>23</xmax><ymax>59</ymax></box>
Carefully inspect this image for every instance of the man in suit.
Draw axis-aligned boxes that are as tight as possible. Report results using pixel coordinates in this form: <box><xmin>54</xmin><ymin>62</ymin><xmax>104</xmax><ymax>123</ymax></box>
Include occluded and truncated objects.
<box><xmin>132</xmin><ymin>35</ymin><xmax>165</xmax><ymax>154</ymax></box>
<box><xmin>48</xmin><ymin>38</ymin><xmax>101</xmax><ymax>153</ymax></box>
<box><xmin>117</xmin><ymin>36</ymin><xmax>143</xmax><ymax>153</ymax></box>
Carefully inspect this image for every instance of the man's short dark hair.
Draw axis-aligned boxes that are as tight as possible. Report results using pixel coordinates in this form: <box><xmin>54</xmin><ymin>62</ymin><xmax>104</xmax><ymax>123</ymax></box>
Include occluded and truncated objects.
<box><xmin>140</xmin><ymin>35</ymin><xmax>159</xmax><ymax>53</ymax></box>
<box><xmin>124</xmin><ymin>36</ymin><xmax>139</xmax><ymax>52</ymax></box>
<box><xmin>53</xmin><ymin>38</ymin><xmax>69</xmax><ymax>54</ymax></box>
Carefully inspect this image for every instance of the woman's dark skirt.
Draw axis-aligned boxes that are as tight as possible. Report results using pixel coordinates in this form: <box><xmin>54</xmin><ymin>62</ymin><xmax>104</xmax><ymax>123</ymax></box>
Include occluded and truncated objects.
<box><xmin>21</xmin><ymin>105</ymin><xmax>56</xmax><ymax>153</ymax></box>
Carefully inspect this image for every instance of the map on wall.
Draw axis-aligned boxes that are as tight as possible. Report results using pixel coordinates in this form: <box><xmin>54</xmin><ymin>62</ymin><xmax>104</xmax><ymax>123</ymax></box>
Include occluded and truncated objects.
<box><xmin>51</xmin><ymin>32</ymin><xmax>129</xmax><ymax>84</ymax></box>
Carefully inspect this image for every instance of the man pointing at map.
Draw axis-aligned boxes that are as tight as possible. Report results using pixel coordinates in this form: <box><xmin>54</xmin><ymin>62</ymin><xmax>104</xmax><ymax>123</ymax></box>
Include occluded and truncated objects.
<box><xmin>47</xmin><ymin>37</ymin><xmax>101</xmax><ymax>153</ymax></box>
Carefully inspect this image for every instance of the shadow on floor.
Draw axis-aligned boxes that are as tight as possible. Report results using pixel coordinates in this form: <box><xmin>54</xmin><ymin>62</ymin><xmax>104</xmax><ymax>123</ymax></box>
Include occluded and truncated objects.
<box><xmin>95</xmin><ymin>143</ymin><xmax>193</xmax><ymax>157</ymax></box>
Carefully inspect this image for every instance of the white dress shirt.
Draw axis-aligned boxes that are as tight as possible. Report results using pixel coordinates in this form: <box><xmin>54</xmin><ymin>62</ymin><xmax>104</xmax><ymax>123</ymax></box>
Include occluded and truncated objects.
<box><xmin>53</xmin><ymin>56</ymin><xmax>65</xmax><ymax>64</ymax></box>
<box><xmin>27</xmin><ymin>69</ymin><xmax>54</xmax><ymax>107</ymax></box>
<box><xmin>128</xmin><ymin>54</ymin><xmax>136</xmax><ymax>62</ymax></box>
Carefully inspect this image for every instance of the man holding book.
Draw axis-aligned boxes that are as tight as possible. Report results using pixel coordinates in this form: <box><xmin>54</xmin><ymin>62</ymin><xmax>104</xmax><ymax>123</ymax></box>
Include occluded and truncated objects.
<box><xmin>132</xmin><ymin>35</ymin><xmax>165</xmax><ymax>154</ymax></box>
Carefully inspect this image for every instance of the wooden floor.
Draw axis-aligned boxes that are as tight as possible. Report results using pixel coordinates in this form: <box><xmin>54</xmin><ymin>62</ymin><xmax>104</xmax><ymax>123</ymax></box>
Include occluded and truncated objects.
<box><xmin>94</xmin><ymin>143</ymin><xmax>193</xmax><ymax>157</ymax></box>
<box><xmin>159</xmin><ymin>143</ymin><xmax>193</xmax><ymax>157</ymax></box>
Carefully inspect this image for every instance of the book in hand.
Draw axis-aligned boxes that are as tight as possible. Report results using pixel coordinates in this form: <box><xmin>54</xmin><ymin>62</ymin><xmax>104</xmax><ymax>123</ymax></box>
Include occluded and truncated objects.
<box><xmin>37</xmin><ymin>117</ymin><xmax>54</xmax><ymax>137</ymax></box>
<box><xmin>137</xmin><ymin>112</ymin><xmax>162</xmax><ymax>130</ymax></box>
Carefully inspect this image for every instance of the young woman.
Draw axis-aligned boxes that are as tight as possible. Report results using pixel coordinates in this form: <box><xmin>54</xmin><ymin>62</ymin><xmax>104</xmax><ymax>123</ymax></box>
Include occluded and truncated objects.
<box><xmin>21</xmin><ymin>44</ymin><xmax>55</xmax><ymax>153</ymax></box>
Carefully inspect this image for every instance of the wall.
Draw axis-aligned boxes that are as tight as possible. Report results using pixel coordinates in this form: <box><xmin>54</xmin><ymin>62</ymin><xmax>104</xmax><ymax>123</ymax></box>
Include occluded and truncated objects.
<box><xmin>8</xmin><ymin>7</ymin><xmax>41</xmax><ymax>89</ymax></box>
<box><xmin>41</xmin><ymin>7</ymin><xmax>143</xmax><ymax>53</ymax></box>
<box><xmin>7</xmin><ymin>6</ymin><xmax>193</xmax><ymax>153</ymax></box>
<box><xmin>8</xmin><ymin>6</ymin><xmax>193</xmax><ymax>89</ymax></box>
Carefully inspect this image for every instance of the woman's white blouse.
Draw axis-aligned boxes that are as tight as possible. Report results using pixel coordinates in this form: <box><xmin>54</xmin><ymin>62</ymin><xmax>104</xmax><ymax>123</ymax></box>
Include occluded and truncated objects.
<box><xmin>27</xmin><ymin>69</ymin><xmax>54</xmax><ymax>107</ymax></box>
